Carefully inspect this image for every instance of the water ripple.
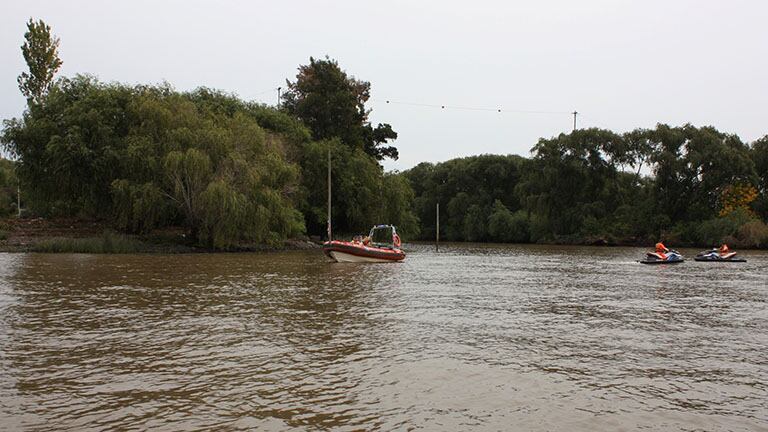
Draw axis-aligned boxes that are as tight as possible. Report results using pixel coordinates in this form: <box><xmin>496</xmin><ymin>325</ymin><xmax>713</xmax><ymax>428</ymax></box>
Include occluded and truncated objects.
<box><xmin>0</xmin><ymin>246</ymin><xmax>766</xmax><ymax>431</ymax></box>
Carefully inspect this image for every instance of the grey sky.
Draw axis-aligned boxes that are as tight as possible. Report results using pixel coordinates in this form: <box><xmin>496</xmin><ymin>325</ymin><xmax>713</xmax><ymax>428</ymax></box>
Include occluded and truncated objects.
<box><xmin>2</xmin><ymin>0</ymin><xmax>767</xmax><ymax>171</ymax></box>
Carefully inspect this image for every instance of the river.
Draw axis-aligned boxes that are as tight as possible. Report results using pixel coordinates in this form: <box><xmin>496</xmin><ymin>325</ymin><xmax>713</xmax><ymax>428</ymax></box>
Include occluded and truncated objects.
<box><xmin>0</xmin><ymin>244</ymin><xmax>766</xmax><ymax>431</ymax></box>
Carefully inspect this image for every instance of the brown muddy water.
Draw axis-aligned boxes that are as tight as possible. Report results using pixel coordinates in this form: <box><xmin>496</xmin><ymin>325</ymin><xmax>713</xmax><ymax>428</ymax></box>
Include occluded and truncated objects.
<box><xmin>0</xmin><ymin>244</ymin><xmax>766</xmax><ymax>431</ymax></box>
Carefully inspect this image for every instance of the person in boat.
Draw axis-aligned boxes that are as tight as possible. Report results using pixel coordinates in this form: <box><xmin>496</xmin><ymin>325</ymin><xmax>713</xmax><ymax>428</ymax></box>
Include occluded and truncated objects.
<box><xmin>361</xmin><ymin>230</ymin><xmax>400</xmax><ymax>249</ymax></box>
<box><xmin>718</xmin><ymin>243</ymin><xmax>730</xmax><ymax>255</ymax></box>
<box><xmin>655</xmin><ymin>242</ymin><xmax>669</xmax><ymax>259</ymax></box>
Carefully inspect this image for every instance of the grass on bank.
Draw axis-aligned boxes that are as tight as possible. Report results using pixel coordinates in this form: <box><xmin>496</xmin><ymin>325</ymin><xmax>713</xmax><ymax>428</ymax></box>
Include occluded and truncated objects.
<box><xmin>31</xmin><ymin>231</ymin><xmax>146</xmax><ymax>253</ymax></box>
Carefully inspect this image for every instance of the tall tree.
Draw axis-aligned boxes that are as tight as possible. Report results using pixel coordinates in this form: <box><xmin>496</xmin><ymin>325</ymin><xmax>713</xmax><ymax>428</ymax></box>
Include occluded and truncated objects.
<box><xmin>17</xmin><ymin>18</ymin><xmax>63</xmax><ymax>105</ymax></box>
<box><xmin>750</xmin><ymin>135</ymin><xmax>768</xmax><ymax>218</ymax></box>
<box><xmin>282</xmin><ymin>56</ymin><xmax>399</xmax><ymax>161</ymax></box>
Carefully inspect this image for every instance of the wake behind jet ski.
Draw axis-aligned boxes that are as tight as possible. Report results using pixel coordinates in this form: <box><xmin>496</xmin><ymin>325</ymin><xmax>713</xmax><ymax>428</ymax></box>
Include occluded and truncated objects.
<box><xmin>640</xmin><ymin>242</ymin><xmax>685</xmax><ymax>264</ymax></box>
<box><xmin>694</xmin><ymin>244</ymin><xmax>747</xmax><ymax>262</ymax></box>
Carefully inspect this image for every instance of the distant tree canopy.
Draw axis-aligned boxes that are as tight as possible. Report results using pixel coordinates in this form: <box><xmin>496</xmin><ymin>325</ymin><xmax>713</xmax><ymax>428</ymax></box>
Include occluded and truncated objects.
<box><xmin>0</xmin><ymin>159</ymin><xmax>17</xmax><ymax>217</ymax></box>
<box><xmin>403</xmin><ymin>127</ymin><xmax>768</xmax><ymax>248</ymax></box>
<box><xmin>404</xmin><ymin>154</ymin><xmax>526</xmax><ymax>242</ymax></box>
<box><xmin>282</xmin><ymin>56</ymin><xmax>399</xmax><ymax>161</ymax></box>
<box><xmin>17</xmin><ymin>18</ymin><xmax>62</xmax><ymax>106</ymax></box>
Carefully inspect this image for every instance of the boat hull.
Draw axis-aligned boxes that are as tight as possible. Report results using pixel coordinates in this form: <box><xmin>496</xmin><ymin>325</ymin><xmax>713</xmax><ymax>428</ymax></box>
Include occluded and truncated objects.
<box><xmin>639</xmin><ymin>259</ymin><xmax>685</xmax><ymax>264</ymax></box>
<box><xmin>323</xmin><ymin>241</ymin><xmax>405</xmax><ymax>263</ymax></box>
<box><xmin>694</xmin><ymin>257</ymin><xmax>746</xmax><ymax>262</ymax></box>
<box><xmin>328</xmin><ymin>250</ymin><xmax>397</xmax><ymax>263</ymax></box>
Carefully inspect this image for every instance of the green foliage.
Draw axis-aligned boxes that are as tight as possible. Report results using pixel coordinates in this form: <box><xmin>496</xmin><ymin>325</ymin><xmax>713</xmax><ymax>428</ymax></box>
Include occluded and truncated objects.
<box><xmin>2</xmin><ymin>76</ymin><xmax>307</xmax><ymax>248</ymax></box>
<box><xmin>32</xmin><ymin>231</ymin><xmax>145</xmax><ymax>253</ymax></box>
<box><xmin>751</xmin><ymin>135</ymin><xmax>768</xmax><ymax>219</ymax></box>
<box><xmin>463</xmin><ymin>204</ymin><xmax>489</xmax><ymax>242</ymax></box>
<box><xmin>403</xmin><ymin>125</ymin><xmax>767</xmax><ymax>247</ymax></box>
<box><xmin>518</xmin><ymin>128</ymin><xmax>625</xmax><ymax>238</ymax></box>
<box><xmin>694</xmin><ymin>208</ymin><xmax>767</xmax><ymax>248</ymax></box>
<box><xmin>17</xmin><ymin>19</ymin><xmax>63</xmax><ymax>105</ymax></box>
<box><xmin>0</xmin><ymin>159</ymin><xmax>18</xmax><ymax>216</ymax></box>
<box><xmin>1</xmin><ymin>73</ymin><xmax>416</xmax><ymax>247</ymax></box>
<box><xmin>111</xmin><ymin>180</ymin><xmax>167</xmax><ymax>233</ymax></box>
<box><xmin>403</xmin><ymin>154</ymin><xmax>526</xmax><ymax>241</ymax></box>
<box><xmin>282</xmin><ymin>56</ymin><xmax>399</xmax><ymax>161</ymax></box>
<box><xmin>380</xmin><ymin>173</ymin><xmax>420</xmax><ymax>239</ymax></box>
<box><xmin>736</xmin><ymin>219</ymin><xmax>768</xmax><ymax>248</ymax></box>
<box><xmin>292</xmin><ymin>137</ymin><xmax>418</xmax><ymax>238</ymax></box>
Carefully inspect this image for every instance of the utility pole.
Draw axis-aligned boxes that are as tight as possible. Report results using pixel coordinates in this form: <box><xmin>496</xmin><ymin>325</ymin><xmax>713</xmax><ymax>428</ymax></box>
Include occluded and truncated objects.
<box><xmin>436</xmin><ymin>203</ymin><xmax>440</xmax><ymax>252</ymax></box>
<box><xmin>277</xmin><ymin>87</ymin><xmax>282</xmax><ymax>108</ymax></box>
<box><xmin>327</xmin><ymin>149</ymin><xmax>332</xmax><ymax>241</ymax></box>
<box><xmin>572</xmin><ymin>111</ymin><xmax>578</xmax><ymax>131</ymax></box>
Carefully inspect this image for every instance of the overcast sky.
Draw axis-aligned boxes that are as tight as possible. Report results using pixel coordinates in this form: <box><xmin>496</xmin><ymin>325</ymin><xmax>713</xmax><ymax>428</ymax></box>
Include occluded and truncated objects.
<box><xmin>2</xmin><ymin>0</ymin><xmax>767</xmax><ymax>171</ymax></box>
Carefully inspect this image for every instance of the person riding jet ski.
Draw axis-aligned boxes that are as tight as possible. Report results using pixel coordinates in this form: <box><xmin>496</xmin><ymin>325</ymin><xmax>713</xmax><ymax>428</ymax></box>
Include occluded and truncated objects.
<box><xmin>654</xmin><ymin>242</ymin><xmax>669</xmax><ymax>259</ymax></box>
<box><xmin>641</xmin><ymin>241</ymin><xmax>684</xmax><ymax>263</ymax></box>
<box><xmin>695</xmin><ymin>243</ymin><xmax>745</xmax><ymax>261</ymax></box>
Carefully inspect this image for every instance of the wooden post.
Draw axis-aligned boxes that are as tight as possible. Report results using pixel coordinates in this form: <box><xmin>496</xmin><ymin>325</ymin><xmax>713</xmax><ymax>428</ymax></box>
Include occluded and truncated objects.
<box><xmin>327</xmin><ymin>149</ymin><xmax>332</xmax><ymax>241</ymax></box>
<box><xmin>436</xmin><ymin>202</ymin><xmax>439</xmax><ymax>252</ymax></box>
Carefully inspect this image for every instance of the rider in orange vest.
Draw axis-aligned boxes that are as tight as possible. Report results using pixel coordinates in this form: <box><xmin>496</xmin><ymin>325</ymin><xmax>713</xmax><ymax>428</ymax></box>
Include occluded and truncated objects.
<box><xmin>718</xmin><ymin>243</ymin><xmax>730</xmax><ymax>255</ymax></box>
<box><xmin>655</xmin><ymin>242</ymin><xmax>669</xmax><ymax>259</ymax></box>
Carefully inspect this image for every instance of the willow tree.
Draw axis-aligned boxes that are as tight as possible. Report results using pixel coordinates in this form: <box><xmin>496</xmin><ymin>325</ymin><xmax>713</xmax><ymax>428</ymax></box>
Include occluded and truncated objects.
<box><xmin>1</xmin><ymin>76</ymin><xmax>306</xmax><ymax>248</ymax></box>
<box><xmin>17</xmin><ymin>18</ymin><xmax>63</xmax><ymax>106</ymax></box>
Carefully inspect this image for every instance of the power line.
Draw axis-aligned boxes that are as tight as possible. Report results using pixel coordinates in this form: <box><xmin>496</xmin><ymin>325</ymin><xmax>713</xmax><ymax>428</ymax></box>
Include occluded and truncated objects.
<box><xmin>374</xmin><ymin>98</ymin><xmax>573</xmax><ymax>116</ymax></box>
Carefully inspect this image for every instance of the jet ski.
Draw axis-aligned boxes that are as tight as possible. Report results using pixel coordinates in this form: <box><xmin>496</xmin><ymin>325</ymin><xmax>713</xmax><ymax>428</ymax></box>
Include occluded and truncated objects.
<box><xmin>694</xmin><ymin>249</ymin><xmax>746</xmax><ymax>262</ymax></box>
<box><xmin>639</xmin><ymin>250</ymin><xmax>685</xmax><ymax>264</ymax></box>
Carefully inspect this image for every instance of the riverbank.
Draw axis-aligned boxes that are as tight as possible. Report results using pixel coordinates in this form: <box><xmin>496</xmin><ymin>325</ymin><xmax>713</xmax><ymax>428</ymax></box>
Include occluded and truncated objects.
<box><xmin>2</xmin><ymin>217</ymin><xmax>764</xmax><ymax>253</ymax></box>
<box><xmin>0</xmin><ymin>218</ymin><xmax>320</xmax><ymax>253</ymax></box>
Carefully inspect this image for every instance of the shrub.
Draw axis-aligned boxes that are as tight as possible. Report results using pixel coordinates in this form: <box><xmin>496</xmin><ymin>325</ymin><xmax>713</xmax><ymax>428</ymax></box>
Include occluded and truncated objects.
<box><xmin>488</xmin><ymin>200</ymin><xmax>530</xmax><ymax>243</ymax></box>
<box><xmin>696</xmin><ymin>218</ymin><xmax>739</xmax><ymax>246</ymax></box>
<box><xmin>736</xmin><ymin>220</ymin><xmax>768</xmax><ymax>248</ymax></box>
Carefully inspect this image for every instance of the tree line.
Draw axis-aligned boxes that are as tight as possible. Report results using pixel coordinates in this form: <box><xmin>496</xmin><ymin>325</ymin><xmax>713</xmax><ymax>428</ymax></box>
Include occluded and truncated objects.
<box><xmin>404</xmin><ymin>127</ymin><xmax>768</xmax><ymax>248</ymax></box>
<box><xmin>0</xmin><ymin>73</ymin><xmax>419</xmax><ymax>247</ymax></box>
<box><xmin>0</xmin><ymin>20</ymin><xmax>417</xmax><ymax>247</ymax></box>
<box><xmin>2</xmin><ymin>19</ymin><xmax>767</xmax><ymax>249</ymax></box>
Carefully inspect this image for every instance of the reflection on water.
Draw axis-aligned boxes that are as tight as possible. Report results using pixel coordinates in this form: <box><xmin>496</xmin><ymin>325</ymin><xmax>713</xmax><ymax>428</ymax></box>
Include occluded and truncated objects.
<box><xmin>0</xmin><ymin>245</ymin><xmax>766</xmax><ymax>431</ymax></box>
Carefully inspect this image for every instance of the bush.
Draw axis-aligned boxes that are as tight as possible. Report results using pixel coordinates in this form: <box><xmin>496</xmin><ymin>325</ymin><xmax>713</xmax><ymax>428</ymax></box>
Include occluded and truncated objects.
<box><xmin>488</xmin><ymin>200</ymin><xmax>530</xmax><ymax>243</ymax></box>
<box><xmin>736</xmin><ymin>220</ymin><xmax>768</xmax><ymax>248</ymax></box>
<box><xmin>527</xmin><ymin>213</ymin><xmax>551</xmax><ymax>243</ymax></box>
<box><xmin>695</xmin><ymin>218</ymin><xmax>738</xmax><ymax>246</ymax></box>
<box><xmin>463</xmin><ymin>204</ymin><xmax>489</xmax><ymax>242</ymax></box>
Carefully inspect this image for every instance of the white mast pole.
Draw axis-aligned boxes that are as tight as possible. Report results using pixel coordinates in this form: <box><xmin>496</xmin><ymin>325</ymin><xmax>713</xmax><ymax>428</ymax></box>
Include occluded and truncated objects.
<box><xmin>327</xmin><ymin>148</ymin><xmax>332</xmax><ymax>241</ymax></box>
<box><xmin>436</xmin><ymin>202</ymin><xmax>439</xmax><ymax>252</ymax></box>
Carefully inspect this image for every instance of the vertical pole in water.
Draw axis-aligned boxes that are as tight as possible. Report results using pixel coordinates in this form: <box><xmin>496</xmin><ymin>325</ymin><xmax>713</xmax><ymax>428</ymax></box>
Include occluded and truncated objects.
<box><xmin>327</xmin><ymin>148</ymin><xmax>332</xmax><ymax>241</ymax></box>
<box><xmin>436</xmin><ymin>202</ymin><xmax>439</xmax><ymax>252</ymax></box>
